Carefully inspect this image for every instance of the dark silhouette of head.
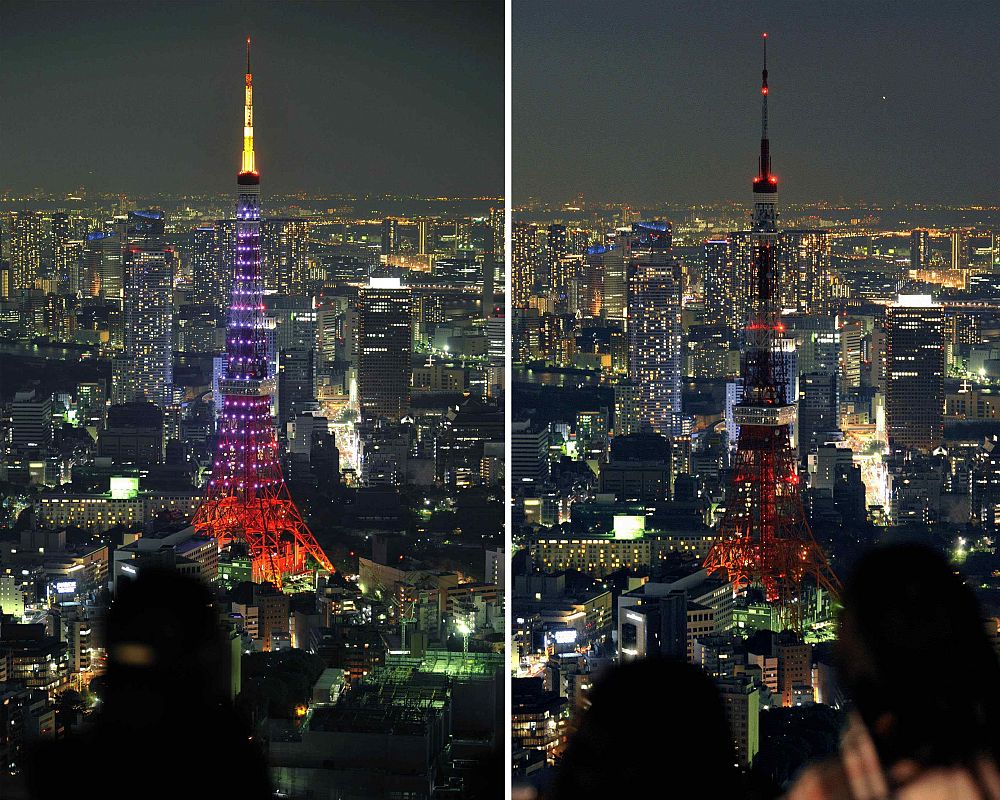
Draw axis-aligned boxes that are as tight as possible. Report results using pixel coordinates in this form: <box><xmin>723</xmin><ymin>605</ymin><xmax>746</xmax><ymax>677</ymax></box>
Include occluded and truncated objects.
<box><xmin>26</xmin><ymin>570</ymin><xmax>270</xmax><ymax>798</ymax></box>
<box><xmin>837</xmin><ymin>543</ymin><xmax>1000</xmax><ymax>768</ymax></box>
<box><xmin>549</xmin><ymin>658</ymin><xmax>739</xmax><ymax>799</ymax></box>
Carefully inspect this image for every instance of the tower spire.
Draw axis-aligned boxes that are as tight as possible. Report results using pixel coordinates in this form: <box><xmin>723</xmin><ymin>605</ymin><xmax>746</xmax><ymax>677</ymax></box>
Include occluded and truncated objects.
<box><xmin>755</xmin><ymin>32</ymin><xmax>773</xmax><ymax>192</ymax></box>
<box><xmin>241</xmin><ymin>36</ymin><xmax>256</xmax><ymax>178</ymax></box>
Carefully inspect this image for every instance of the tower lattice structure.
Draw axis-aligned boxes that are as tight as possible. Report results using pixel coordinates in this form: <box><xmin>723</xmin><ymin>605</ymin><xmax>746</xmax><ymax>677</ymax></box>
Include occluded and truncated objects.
<box><xmin>703</xmin><ymin>35</ymin><xmax>839</xmax><ymax>630</ymax></box>
<box><xmin>193</xmin><ymin>38</ymin><xmax>334</xmax><ymax>587</ymax></box>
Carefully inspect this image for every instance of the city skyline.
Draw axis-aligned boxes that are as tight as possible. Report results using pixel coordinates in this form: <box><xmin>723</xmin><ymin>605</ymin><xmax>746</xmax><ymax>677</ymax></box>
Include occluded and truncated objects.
<box><xmin>514</xmin><ymin>0</ymin><xmax>1000</xmax><ymax>205</ymax></box>
<box><xmin>0</xmin><ymin>0</ymin><xmax>503</xmax><ymax>197</ymax></box>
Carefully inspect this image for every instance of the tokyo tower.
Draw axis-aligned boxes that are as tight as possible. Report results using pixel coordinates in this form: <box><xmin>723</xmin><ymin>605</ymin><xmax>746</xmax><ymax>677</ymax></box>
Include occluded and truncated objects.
<box><xmin>703</xmin><ymin>34</ymin><xmax>839</xmax><ymax>631</ymax></box>
<box><xmin>193</xmin><ymin>38</ymin><xmax>334</xmax><ymax>587</ymax></box>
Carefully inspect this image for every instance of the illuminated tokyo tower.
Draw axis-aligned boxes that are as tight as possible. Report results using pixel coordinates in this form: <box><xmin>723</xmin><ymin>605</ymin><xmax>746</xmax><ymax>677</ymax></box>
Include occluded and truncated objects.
<box><xmin>193</xmin><ymin>38</ymin><xmax>334</xmax><ymax>587</ymax></box>
<box><xmin>703</xmin><ymin>35</ymin><xmax>838</xmax><ymax>631</ymax></box>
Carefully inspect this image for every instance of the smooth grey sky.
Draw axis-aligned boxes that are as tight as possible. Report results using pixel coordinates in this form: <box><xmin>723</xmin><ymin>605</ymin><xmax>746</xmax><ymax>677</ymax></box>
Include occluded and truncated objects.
<box><xmin>0</xmin><ymin>0</ymin><xmax>503</xmax><ymax>196</ymax></box>
<box><xmin>514</xmin><ymin>0</ymin><xmax>1000</xmax><ymax>205</ymax></box>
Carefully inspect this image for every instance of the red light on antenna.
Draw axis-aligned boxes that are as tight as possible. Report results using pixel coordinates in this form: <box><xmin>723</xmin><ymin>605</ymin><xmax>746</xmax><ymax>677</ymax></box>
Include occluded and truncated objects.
<box><xmin>762</xmin><ymin>32</ymin><xmax>768</xmax><ymax>38</ymax></box>
<box><xmin>762</xmin><ymin>87</ymin><xmax>768</xmax><ymax>95</ymax></box>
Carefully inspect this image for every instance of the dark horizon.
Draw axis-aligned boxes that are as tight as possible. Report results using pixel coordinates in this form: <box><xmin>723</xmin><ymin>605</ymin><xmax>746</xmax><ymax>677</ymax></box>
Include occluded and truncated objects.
<box><xmin>514</xmin><ymin>0</ymin><xmax>1000</xmax><ymax>206</ymax></box>
<box><xmin>0</xmin><ymin>0</ymin><xmax>503</xmax><ymax>197</ymax></box>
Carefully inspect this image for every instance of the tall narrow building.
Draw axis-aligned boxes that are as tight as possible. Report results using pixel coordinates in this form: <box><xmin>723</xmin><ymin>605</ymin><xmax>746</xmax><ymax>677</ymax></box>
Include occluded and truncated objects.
<box><xmin>627</xmin><ymin>222</ymin><xmax>683</xmax><ymax>436</ymax></box>
<box><xmin>9</xmin><ymin>211</ymin><xmax>43</xmax><ymax>293</ymax></box>
<box><xmin>122</xmin><ymin>210</ymin><xmax>174</xmax><ymax>408</ymax></box>
<box><xmin>194</xmin><ymin>38</ymin><xmax>333</xmax><ymax>587</ymax></box>
<box><xmin>358</xmin><ymin>277</ymin><xmax>413</xmax><ymax>421</ymax></box>
<box><xmin>512</xmin><ymin>221</ymin><xmax>539</xmax><ymax>308</ymax></box>
<box><xmin>886</xmin><ymin>295</ymin><xmax>945</xmax><ymax>453</ymax></box>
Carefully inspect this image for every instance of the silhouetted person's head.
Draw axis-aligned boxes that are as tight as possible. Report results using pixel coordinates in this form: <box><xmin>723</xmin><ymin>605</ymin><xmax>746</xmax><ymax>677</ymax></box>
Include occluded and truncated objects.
<box><xmin>104</xmin><ymin>568</ymin><xmax>229</xmax><ymax>714</ymax></box>
<box><xmin>26</xmin><ymin>569</ymin><xmax>271</xmax><ymax>799</ymax></box>
<box><xmin>550</xmin><ymin>658</ymin><xmax>739</xmax><ymax>799</ymax></box>
<box><xmin>837</xmin><ymin>543</ymin><xmax>1000</xmax><ymax>768</ymax></box>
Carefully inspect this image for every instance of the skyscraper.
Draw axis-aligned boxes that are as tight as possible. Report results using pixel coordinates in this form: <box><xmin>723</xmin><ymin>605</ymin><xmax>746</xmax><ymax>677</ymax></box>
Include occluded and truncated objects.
<box><xmin>262</xmin><ymin>218</ymin><xmax>309</xmax><ymax>295</ymax></box>
<box><xmin>51</xmin><ymin>212</ymin><xmax>73</xmax><ymax>293</ymax></box>
<box><xmin>546</xmin><ymin>224</ymin><xmax>567</xmax><ymax>296</ymax></box>
<box><xmin>780</xmin><ymin>229</ymin><xmax>832</xmax><ymax>313</ymax></box>
<box><xmin>82</xmin><ymin>231</ymin><xmax>123</xmax><ymax>299</ymax></box>
<box><xmin>278</xmin><ymin>347</ymin><xmax>315</xmax><ymax>435</ymax></box>
<box><xmin>704</xmin><ymin>238</ymin><xmax>735</xmax><ymax>332</ymax></box>
<box><xmin>192</xmin><ymin>225</ymin><xmax>226</xmax><ymax>319</ymax></box>
<box><xmin>358</xmin><ymin>277</ymin><xmax>413</xmax><ymax>421</ymax></box>
<box><xmin>9</xmin><ymin>211</ymin><xmax>42</xmax><ymax>293</ymax></box>
<box><xmin>951</xmin><ymin>228</ymin><xmax>970</xmax><ymax>271</ymax></box>
<box><xmin>381</xmin><ymin>217</ymin><xmax>398</xmax><ymax>257</ymax></box>
<box><xmin>886</xmin><ymin>295</ymin><xmax>945</xmax><ymax>453</ymax></box>
<box><xmin>627</xmin><ymin>222</ymin><xmax>683</xmax><ymax>436</ymax></box>
<box><xmin>512</xmin><ymin>221</ymin><xmax>539</xmax><ymax>308</ymax></box>
<box><xmin>910</xmin><ymin>228</ymin><xmax>930</xmax><ymax>271</ymax></box>
<box><xmin>194</xmin><ymin>38</ymin><xmax>333</xmax><ymax>587</ymax></box>
<box><xmin>122</xmin><ymin>210</ymin><xmax>174</xmax><ymax>408</ymax></box>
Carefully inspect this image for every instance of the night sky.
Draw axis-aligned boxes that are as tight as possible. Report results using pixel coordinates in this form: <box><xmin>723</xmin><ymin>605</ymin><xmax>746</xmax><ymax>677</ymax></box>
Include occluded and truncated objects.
<box><xmin>514</xmin><ymin>0</ymin><xmax>1000</xmax><ymax>205</ymax></box>
<box><xmin>0</xmin><ymin>0</ymin><xmax>502</xmax><ymax>196</ymax></box>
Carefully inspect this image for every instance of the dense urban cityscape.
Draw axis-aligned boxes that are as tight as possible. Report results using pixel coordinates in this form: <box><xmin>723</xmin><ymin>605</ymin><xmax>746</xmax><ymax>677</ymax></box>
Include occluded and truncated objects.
<box><xmin>0</xmin><ymin>8</ymin><xmax>505</xmax><ymax>797</ymax></box>
<box><xmin>7</xmin><ymin>1</ymin><xmax>1000</xmax><ymax>798</ymax></box>
<box><xmin>511</xmin><ymin>29</ymin><xmax>1000</xmax><ymax>797</ymax></box>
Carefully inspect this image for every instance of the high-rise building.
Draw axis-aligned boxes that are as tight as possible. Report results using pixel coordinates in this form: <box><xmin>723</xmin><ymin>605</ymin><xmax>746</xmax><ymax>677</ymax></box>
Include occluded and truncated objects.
<box><xmin>417</xmin><ymin>218</ymin><xmax>431</xmax><ymax>256</ymax></box>
<box><xmin>627</xmin><ymin>222</ymin><xmax>683</xmax><ymax>436</ymax></box>
<box><xmin>10</xmin><ymin>389</ymin><xmax>52</xmax><ymax>451</ymax></box>
<box><xmin>546</xmin><ymin>224</ymin><xmax>567</xmax><ymax>296</ymax></box>
<box><xmin>511</xmin><ymin>422</ymin><xmax>549</xmax><ymax>486</ymax></box>
<box><xmin>83</xmin><ymin>231</ymin><xmax>123</xmax><ymax>299</ymax></box>
<box><xmin>358</xmin><ymin>277</ymin><xmax>412</xmax><ymax>421</ymax></box>
<box><xmin>278</xmin><ymin>348</ymin><xmax>314</xmax><ymax>434</ymax></box>
<box><xmin>262</xmin><ymin>218</ymin><xmax>309</xmax><ymax>295</ymax></box>
<box><xmin>886</xmin><ymin>295</ymin><xmax>945</xmax><ymax>453</ymax></box>
<box><xmin>512</xmin><ymin>221</ymin><xmax>540</xmax><ymax>308</ymax></box>
<box><xmin>381</xmin><ymin>217</ymin><xmax>398</xmax><ymax>257</ymax></box>
<box><xmin>704</xmin><ymin>238</ymin><xmax>735</xmax><ymax>333</ymax></box>
<box><xmin>780</xmin><ymin>230</ymin><xmax>832</xmax><ymax>313</ymax></box>
<box><xmin>120</xmin><ymin>210</ymin><xmax>174</xmax><ymax>408</ymax></box>
<box><xmin>9</xmin><ymin>211</ymin><xmax>43</xmax><ymax>293</ymax></box>
<box><xmin>910</xmin><ymin>229</ymin><xmax>930</xmax><ymax>271</ymax></box>
<box><xmin>51</xmin><ymin>213</ymin><xmax>73</xmax><ymax>293</ymax></box>
<box><xmin>192</xmin><ymin>225</ymin><xmax>226</xmax><ymax>319</ymax></box>
<box><xmin>951</xmin><ymin>228</ymin><xmax>970</xmax><ymax>271</ymax></box>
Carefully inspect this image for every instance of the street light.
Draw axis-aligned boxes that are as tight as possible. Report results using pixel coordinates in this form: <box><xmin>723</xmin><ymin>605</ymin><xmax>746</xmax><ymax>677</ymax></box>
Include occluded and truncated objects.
<box><xmin>456</xmin><ymin>620</ymin><xmax>471</xmax><ymax>656</ymax></box>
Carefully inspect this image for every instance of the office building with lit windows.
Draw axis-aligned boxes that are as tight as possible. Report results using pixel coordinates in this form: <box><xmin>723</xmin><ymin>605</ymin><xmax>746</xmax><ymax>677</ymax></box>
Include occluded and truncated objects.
<box><xmin>358</xmin><ymin>277</ymin><xmax>412</xmax><ymax>420</ymax></box>
<box><xmin>886</xmin><ymin>295</ymin><xmax>945</xmax><ymax>453</ymax></box>
<box><xmin>9</xmin><ymin>211</ymin><xmax>43</xmax><ymax>293</ymax></box>
<box><xmin>627</xmin><ymin>222</ymin><xmax>684</xmax><ymax>436</ymax></box>
<box><xmin>122</xmin><ymin>210</ymin><xmax>174</xmax><ymax>408</ymax></box>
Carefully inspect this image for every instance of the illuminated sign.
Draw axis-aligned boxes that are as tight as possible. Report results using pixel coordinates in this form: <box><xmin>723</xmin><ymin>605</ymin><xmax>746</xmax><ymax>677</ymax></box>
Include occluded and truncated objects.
<box><xmin>121</xmin><ymin>564</ymin><xmax>137</xmax><ymax>576</ymax></box>
<box><xmin>553</xmin><ymin>629</ymin><xmax>577</xmax><ymax>644</ymax></box>
<box><xmin>613</xmin><ymin>515</ymin><xmax>646</xmax><ymax>540</ymax></box>
<box><xmin>53</xmin><ymin>581</ymin><xmax>77</xmax><ymax>595</ymax></box>
<box><xmin>110</xmin><ymin>476</ymin><xmax>140</xmax><ymax>500</ymax></box>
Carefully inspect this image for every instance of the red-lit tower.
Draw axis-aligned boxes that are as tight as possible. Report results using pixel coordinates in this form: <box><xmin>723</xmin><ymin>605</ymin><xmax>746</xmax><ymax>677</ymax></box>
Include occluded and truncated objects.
<box><xmin>703</xmin><ymin>35</ymin><xmax>838</xmax><ymax>630</ymax></box>
<box><xmin>193</xmin><ymin>39</ymin><xmax>334</xmax><ymax>587</ymax></box>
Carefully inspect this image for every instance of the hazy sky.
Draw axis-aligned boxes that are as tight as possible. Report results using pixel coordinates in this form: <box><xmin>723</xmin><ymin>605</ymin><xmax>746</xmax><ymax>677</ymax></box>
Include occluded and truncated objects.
<box><xmin>514</xmin><ymin>0</ymin><xmax>1000</xmax><ymax>205</ymax></box>
<box><xmin>0</xmin><ymin>0</ymin><xmax>503</xmax><ymax>196</ymax></box>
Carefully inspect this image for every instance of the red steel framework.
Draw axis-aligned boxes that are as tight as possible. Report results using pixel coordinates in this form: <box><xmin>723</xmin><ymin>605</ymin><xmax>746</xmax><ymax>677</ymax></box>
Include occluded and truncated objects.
<box><xmin>193</xmin><ymin>39</ymin><xmax>334</xmax><ymax>587</ymax></box>
<box><xmin>703</xmin><ymin>35</ymin><xmax>839</xmax><ymax>631</ymax></box>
